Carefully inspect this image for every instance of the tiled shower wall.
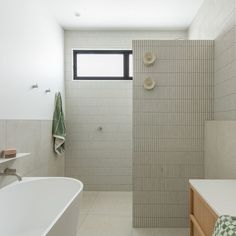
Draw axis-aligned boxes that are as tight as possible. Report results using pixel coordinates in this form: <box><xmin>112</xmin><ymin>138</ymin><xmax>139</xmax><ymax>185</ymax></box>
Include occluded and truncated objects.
<box><xmin>189</xmin><ymin>0</ymin><xmax>236</xmax><ymax>120</ymax></box>
<box><xmin>64</xmin><ymin>30</ymin><xmax>187</xmax><ymax>191</ymax></box>
<box><xmin>133</xmin><ymin>40</ymin><xmax>214</xmax><ymax>227</ymax></box>
<box><xmin>0</xmin><ymin>120</ymin><xmax>64</xmax><ymax>187</ymax></box>
<box><xmin>65</xmin><ymin>80</ymin><xmax>132</xmax><ymax>191</ymax></box>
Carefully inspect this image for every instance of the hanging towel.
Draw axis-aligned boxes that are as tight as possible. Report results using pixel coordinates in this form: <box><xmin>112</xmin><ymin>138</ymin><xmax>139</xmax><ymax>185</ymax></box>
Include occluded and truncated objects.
<box><xmin>52</xmin><ymin>92</ymin><xmax>66</xmax><ymax>155</ymax></box>
<box><xmin>213</xmin><ymin>215</ymin><xmax>236</xmax><ymax>236</ymax></box>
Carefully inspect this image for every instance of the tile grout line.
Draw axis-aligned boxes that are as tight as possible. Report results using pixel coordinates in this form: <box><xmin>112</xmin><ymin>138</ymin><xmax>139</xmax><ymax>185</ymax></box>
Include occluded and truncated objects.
<box><xmin>78</xmin><ymin>191</ymin><xmax>100</xmax><ymax>228</ymax></box>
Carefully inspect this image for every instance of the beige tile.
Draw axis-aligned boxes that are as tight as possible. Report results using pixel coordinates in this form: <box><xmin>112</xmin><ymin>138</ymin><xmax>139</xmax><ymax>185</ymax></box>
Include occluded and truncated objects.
<box><xmin>205</xmin><ymin>121</ymin><xmax>236</xmax><ymax>179</ymax></box>
<box><xmin>133</xmin><ymin>40</ymin><xmax>213</xmax><ymax>227</ymax></box>
<box><xmin>78</xmin><ymin>213</ymin><xmax>88</xmax><ymax>228</ymax></box>
<box><xmin>90</xmin><ymin>191</ymin><xmax>132</xmax><ymax>216</ymax></box>
<box><xmin>72</xmin><ymin>175</ymin><xmax>132</xmax><ymax>187</ymax></box>
<box><xmin>0</xmin><ymin>120</ymin><xmax>64</xmax><ymax>187</ymax></box>
<box><xmin>84</xmin><ymin>184</ymin><xmax>132</xmax><ymax>191</ymax></box>
<box><xmin>132</xmin><ymin>228</ymin><xmax>189</xmax><ymax>236</ymax></box>
<box><xmin>80</xmin><ymin>191</ymin><xmax>99</xmax><ymax>214</ymax></box>
<box><xmin>4</xmin><ymin>121</ymin><xmax>40</xmax><ymax>177</ymax></box>
<box><xmin>6</xmin><ymin>120</ymin><xmax>41</xmax><ymax>154</ymax></box>
<box><xmin>204</xmin><ymin>121</ymin><xmax>218</xmax><ymax>178</ymax></box>
<box><xmin>131</xmin><ymin>229</ymin><xmax>156</xmax><ymax>236</ymax></box>
<box><xmin>65</xmin><ymin>39</ymin><xmax>132</xmax><ymax>192</ymax></box>
<box><xmin>77</xmin><ymin>214</ymin><xmax>132</xmax><ymax>236</ymax></box>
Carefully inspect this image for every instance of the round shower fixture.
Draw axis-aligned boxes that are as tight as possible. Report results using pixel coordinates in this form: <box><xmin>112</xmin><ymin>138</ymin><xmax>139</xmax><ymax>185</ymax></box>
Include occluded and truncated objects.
<box><xmin>143</xmin><ymin>77</ymin><xmax>156</xmax><ymax>90</ymax></box>
<box><xmin>143</xmin><ymin>52</ymin><xmax>157</xmax><ymax>66</ymax></box>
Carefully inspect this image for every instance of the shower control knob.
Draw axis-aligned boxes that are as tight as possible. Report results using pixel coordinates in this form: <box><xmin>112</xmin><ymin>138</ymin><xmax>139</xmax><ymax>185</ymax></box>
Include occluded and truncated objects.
<box><xmin>97</xmin><ymin>126</ymin><xmax>103</xmax><ymax>131</ymax></box>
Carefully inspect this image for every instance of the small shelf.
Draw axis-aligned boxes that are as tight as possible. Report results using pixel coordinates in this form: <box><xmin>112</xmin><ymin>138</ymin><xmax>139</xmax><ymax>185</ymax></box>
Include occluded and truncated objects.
<box><xmin>0</xmin><ymin>153</ymin><xmax>30</xmax><ymax>164</ymax></box>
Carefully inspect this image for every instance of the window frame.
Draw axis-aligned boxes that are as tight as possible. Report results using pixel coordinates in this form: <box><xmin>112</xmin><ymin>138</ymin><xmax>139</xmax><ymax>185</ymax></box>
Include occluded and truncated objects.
<box><xmin>73</xmin><ymin>50</ymin><xmax>133</xmax><ymax>80</ymax></box>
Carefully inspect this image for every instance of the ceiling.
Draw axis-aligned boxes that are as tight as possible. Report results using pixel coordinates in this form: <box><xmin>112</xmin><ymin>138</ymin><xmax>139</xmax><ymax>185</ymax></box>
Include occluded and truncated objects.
<box><xmin>42</xmin><ymin>0</ymin><xmax>204</xmax><ymax>30</ymax></box>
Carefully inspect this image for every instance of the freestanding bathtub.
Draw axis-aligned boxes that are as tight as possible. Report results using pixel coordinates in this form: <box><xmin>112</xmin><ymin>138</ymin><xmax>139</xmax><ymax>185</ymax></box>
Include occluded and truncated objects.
<box><xmin>0</xmin><ymin>177</ymin><xmax>83</xmax><ymax>236</ymax></box>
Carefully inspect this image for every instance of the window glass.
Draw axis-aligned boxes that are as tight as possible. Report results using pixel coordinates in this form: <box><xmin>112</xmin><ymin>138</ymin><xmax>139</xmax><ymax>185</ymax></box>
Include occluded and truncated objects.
<box><xmin>129</xmin><ymin>54</ymin><xmax>133</xmax><ymax>77</ymax></box>
<box><xmin>76</xmin><ymin>54</ymin><xmax>124</xmax><ymax>77</ymax></box>
<box><xmin>73</xmin><ymin>50</ymin><xmax>132</xmax><ymax>80</ymax></box>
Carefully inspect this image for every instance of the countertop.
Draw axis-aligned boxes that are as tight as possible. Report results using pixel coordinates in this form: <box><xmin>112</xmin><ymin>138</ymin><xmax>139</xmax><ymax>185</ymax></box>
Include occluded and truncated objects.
<box><xmin>189</xmin><ymin>179</ymin><xmax>236</xmax><ymax>216</ymax></box>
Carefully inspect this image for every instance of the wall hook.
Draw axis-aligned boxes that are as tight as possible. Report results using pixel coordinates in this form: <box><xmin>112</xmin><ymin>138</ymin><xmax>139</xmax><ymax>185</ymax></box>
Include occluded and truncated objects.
<box><xmin>45</xmin><ymin>89</ymin><xmax>51</xmax><ymax>94</ymax></box>
<box><xmin>32</xmin><ymin>83</ymin><xmax>39</xmax><ymax>89</ymax></box>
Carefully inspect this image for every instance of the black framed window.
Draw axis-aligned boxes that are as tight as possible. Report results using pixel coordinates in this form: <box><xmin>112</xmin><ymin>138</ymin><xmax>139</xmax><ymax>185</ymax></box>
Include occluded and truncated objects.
<box><xmin>73</xmin><ymin>50</ymin><xmax>133</xmax><ymax>80</ymax></box>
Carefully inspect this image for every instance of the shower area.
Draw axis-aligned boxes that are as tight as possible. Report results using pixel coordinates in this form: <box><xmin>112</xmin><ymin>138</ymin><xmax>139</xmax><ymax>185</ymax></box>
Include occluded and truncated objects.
<box><xmin>132</xmin><ymin>40</ymin><xmax>214</xmax><ymax>227</ymax></box>
<box><xmin>64</xmin><ymin>32</ymin><xmax>214</xmax><ymax>228</ymax></box>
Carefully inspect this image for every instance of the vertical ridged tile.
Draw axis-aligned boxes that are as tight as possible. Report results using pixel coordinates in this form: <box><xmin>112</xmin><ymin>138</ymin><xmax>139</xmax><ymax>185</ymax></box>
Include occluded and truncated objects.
<box><xmin>132</xmin><ymin>40</ymin><xmax>214</xmax><ymax>227</ymax></box>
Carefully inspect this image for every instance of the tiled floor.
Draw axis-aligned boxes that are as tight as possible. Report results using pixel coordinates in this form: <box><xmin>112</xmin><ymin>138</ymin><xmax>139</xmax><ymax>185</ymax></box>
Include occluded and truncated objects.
<box><xmin>77</xmin><ymin>191</ymin><xmax>189</xmax><ymax>236</ymax></box>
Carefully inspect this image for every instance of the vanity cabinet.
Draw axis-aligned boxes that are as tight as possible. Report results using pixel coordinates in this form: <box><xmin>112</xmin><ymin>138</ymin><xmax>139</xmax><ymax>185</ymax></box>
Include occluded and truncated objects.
<box><xmin>189</xmin><ymin>180</ymin><xmax>236</xmax><ymax>236</ymax></box>
<box><xmin>189</xmin><ymin>183</ymin><xmax>218</xmax><ymax>236</ymax></box>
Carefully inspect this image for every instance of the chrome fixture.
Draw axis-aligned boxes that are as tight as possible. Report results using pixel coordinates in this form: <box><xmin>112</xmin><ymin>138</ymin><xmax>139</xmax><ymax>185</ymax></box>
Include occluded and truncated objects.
<box><xmin>0</xmin><ymin>168</ymin><xmax>22</xmax><ymax>181</ymax></box>
<box><xmin>32</xmin><ymin>83</ymin><xmax>39</xmax><ymax>89</ymax></box>
<box><xmin>97</xmin><ymin>126</ymin><xmax>103</xmax><ymax>131</ymax></box>
<box><xmin>45</xmin><ymin>89</ymin><xmax>51</xmax><ymax>94</ymax></box>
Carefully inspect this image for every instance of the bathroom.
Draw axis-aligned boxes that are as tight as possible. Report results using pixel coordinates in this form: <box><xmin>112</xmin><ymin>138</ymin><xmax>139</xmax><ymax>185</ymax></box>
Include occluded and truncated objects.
<box><xmin>0</xmin><ymin>0</ymin><xmax>236</xmax><ymax>235</ymax></box>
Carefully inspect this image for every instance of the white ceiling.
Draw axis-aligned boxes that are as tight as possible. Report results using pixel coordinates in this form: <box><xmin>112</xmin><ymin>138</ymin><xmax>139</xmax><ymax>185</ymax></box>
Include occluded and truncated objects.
<box><xmin>42</xmin><ymin>0</ymin><xmax>204</xmax><ymax>30</ymax></box>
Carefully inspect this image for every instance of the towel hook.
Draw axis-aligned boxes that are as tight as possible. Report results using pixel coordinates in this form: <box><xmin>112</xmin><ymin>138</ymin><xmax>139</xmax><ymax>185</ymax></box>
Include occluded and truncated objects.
<box><xmin>45</xmin><ymin>89</ymin><xmax>51</xmax><ymax>94</ymax></box>
<box><xmin>32</xmin><ymin>83</ymin><xmax>39</xmax><ymax>89</ymax></box>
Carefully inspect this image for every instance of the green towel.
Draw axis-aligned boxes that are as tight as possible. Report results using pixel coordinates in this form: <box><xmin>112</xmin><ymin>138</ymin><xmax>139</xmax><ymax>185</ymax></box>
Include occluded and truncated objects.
<box><xmin>213</xmin><ymin>215</ymin><xmax>236</xmax><ymax>236</ymax></box>
<box><xmin>52</xmin><ymin>92</ymin><xmax>66</xmax><ymax>155</ymax></box>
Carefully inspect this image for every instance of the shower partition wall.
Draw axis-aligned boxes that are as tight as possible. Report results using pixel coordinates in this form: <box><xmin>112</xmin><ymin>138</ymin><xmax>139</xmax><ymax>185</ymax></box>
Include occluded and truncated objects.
<box><xmin>132</xmin><ymin>40</ymin><xmax>214</xmax><ymax>227</ymax></box>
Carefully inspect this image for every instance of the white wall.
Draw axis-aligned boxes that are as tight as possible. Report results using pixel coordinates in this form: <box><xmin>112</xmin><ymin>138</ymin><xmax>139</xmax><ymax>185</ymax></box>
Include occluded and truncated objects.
<box><xmin>188</xmin><ymin>0</ymin><xmax>235</xmax><ymax>40</ymax></box>
<box><xmin>0</xmin><ymin>0</ymin><xmax>65</xmax><ymax>183</ymax></box>
<box><xmin>189</xmin><ymin>0</ymin><xmax>236</xmax><ymax>120</ymax></box>
<box><xmin>65</xmin><ymin>30</ymin><xmax>187</xmax><ymax>190</ymax></box>
<box><xmin>0</xmin><ymin>0</ymin><xmax>64</xmax><ymax>120</ymax></box>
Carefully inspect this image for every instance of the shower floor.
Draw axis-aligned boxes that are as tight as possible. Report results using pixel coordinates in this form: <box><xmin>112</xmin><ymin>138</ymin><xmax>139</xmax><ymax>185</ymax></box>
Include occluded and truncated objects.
<box><xmin>77</xmin><ymin>191</ymin><xmax>188</xmax><ymax>236</ymax></box>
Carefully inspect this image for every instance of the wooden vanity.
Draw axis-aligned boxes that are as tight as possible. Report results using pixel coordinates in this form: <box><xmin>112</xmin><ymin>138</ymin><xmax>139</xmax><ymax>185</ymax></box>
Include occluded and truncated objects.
<box><xmin>189</xmin><ymin>180</ymin><xmax>236</xmax><ymax>236</ymax></box>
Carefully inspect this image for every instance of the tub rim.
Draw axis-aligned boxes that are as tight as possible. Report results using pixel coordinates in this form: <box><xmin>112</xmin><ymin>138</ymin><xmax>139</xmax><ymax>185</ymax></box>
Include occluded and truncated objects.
<box><xmin>0</xmin><ymin>177</ymin><xmax>83</xmax><ymax>236</ymax></box>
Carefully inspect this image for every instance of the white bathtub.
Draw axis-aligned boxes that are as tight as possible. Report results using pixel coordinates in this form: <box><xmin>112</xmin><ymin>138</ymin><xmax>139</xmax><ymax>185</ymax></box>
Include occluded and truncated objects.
<box><xmin>0</xmin><ymin>177</ymin><xmax>83</xmax><ymax>236</ymax></box>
